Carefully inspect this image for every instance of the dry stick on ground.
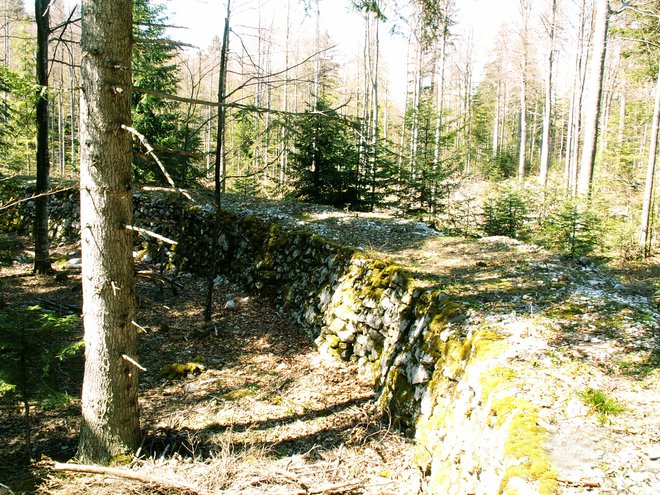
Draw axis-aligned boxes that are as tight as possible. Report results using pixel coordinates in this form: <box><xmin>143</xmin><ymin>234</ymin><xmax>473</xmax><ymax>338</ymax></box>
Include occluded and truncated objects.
<box><xmin>52</xmin><ymin>463</ymin><xmax>210</xmax><ymax>495</ymax></box>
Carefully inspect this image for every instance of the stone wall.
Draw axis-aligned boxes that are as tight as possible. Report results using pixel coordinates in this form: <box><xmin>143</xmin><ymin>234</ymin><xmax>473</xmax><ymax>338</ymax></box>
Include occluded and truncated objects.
<box><xmin>1</xmin><ymin>187</ymin><xmax>555</xmax><ymax>495</ymax></box>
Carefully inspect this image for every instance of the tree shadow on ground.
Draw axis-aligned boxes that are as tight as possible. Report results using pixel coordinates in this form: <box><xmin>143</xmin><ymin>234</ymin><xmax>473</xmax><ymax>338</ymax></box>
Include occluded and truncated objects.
<box><xmin>143</xmin><ymin>394</ymin><xmax>377</xmax><ymax>460</ymax></box>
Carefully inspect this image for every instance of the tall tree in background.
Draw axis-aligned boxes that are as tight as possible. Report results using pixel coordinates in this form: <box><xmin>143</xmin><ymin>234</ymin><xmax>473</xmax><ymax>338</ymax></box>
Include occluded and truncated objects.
<box><xmin>33</xmin><ymin>0</ymin><xmax>50</xmax><ymax>274</ymax></box>
<box><xmin>78</xmin><ymin>0</ymin><xmax>141</xmax><ymax>462</ymax></box>
<box><xmin>204</xmin><ymin>0</ymin><xmax>230</xmax><ymax>323</ymax></box>
<box><xmin>132</xmin><ymin>0</ymin><xmax>200</xmax><ymax>186</ymax></box>
<box><xmin>577</xmin><ymin>0</ymin><xmax>610</xmax><ymax>198</ymax></box>
<box><xmin>639</xmin><ymin>64</ymin><xmax>660</xmax><ymax>255</ymax></box>
<box><xmin>538</xmin><ymin>0</ymin><xmax>558</xmax><ymax>188</ymax></box>
<box><xmin>517</xmin><ymin>0</ymin><xmax>532</xmax><ymax>184</ymax></box>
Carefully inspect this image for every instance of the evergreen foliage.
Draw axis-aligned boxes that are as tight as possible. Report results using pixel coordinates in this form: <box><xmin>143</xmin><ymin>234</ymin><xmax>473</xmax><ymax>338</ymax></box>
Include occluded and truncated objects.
<box><xmin>0</xmin><ymin>65</ymin><xmax>37</xmax><ymax>172</ymax></box>
<box><xmin>541</xmin><ymin>199</ymin><xmax>601</xmax><ymax>257</ymax></box>
<box><xmin>288</xmin><ymin>98</ymin><xmax>363</xmax><ymax>209</ymax></box>
<box><xmin>400</xmin><ymin>94</ymin><xmax>459</xmax><ymax>215</ymax></box>
<box><xmin>0</xmin><ymin>305</ymin><xmax>81</xmax><ymax>456</ymax></box>
<box><xmin>481</xmin><ymin>187</ymin><xmax>530</xmax><ymax>239</ymax></box>
<box><xmin>132</xmin><ymin>0</ymin><xmax>202</xmax><ymax>186</ymax></box>
<box><xmin>0</xmin><ymin>306</ymin><xmax>81</xmax><ymax>399</ymax></box>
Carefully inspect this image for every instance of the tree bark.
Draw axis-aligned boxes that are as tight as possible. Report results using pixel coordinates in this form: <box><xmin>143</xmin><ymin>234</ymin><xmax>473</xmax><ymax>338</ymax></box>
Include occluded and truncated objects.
<box><xmin>204</xmin><ymin>0</ymin><xmax>231</xmax><ymax>323</ymax></box>
<box><xmin>577</xmin><ymin>0</ymin><xmax>609</xmax><ymax>198</ymax></box>
<box><xmin>33</xmin><ymin>0</ymin><xmax>51</xmax><ymax>274</ymax></box>
<box><xmin>639</xmin><ymin>65</ymin><xmax>660</xmax><ymax>256</ymax></box>
<box><xmin>539</xmin><ymin>0</ymin><xmax>557</xmax><ymax>188</ymax></box>
<box><xmin>517</xmin><ymin>0</ymin><xmax>531</xmax><ymax>184</ymax></box>
<box><xmin>78</xmin><ymin>0</ymin><xmax>141</xmax><ymax>463</ymax></box>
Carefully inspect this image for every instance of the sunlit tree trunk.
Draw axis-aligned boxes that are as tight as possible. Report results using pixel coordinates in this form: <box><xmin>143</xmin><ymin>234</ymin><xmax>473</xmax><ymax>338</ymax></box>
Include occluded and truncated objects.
<box><xmin>279</xmin><ymin>0</ymin><xmax>291</xmax><ymax>196</ymax></box>
<box><xmin>539</xmin><ymin>0</ymin><xmax>557</xmax><ymax>188</ymax></box>
<box><xmin>517</xmin><ymin>0</ymin><xmax>531</xmax><ymax>184</ymax></box>
<box><xmin>639</xmin><ymin>65</ymin><xmax>660</xmax><ymax>256</ymax></box>
<box><xmin>577</xmin><ymin>0</ymin><xmax>609</xmax><ymax>198</ymax></box>
<box><xmin>78</xmin><ymin>0</ymin><xmax>141</xmax><ymax>463</ymax></box>
<box><xmin>565</xmin><ymin>0</ymin><xmax>588</xmax><ymax>195</ymax></box>
<box><xmin>492</xmin><ymin>80</ymin><xmax>500</xmax><ymax>157</ymax></box>
<box><xmin>617</xmin><ymin>89</ymin><xmax>625</xmax><ymax>148</ymax></box>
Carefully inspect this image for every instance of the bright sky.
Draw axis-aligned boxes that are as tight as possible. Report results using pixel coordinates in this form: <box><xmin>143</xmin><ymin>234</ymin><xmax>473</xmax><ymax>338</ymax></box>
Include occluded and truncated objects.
<box><xmin>162</xmin><ymin>0</ymin><xmax>519</xmax><ymax>105</ymax></box>
<box><xmin>36</xmin><ymin>0</ymin><xmax>521</xmax><ymax>106</ymax></box>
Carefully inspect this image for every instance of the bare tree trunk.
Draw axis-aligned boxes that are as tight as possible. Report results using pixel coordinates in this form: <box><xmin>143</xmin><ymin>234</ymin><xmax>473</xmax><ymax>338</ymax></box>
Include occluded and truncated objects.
<box><xmin>539</xmin><ymin>0</ymin><xmax>557</xmax><ymax>188</ymax></box>
<box><xmin>577</xmin><ymin>0</ymin><xmax>609</xmax><ymax>198</ymax></box>
<box><xmin>639</xmin><ymin>65</ymin><xmax>660</xmax><ymax>256</ymax></box>
<box><xmin>69</xmin><ymin>52</ymin><xmax>76</xmax><ymax>169</ymax></box>
<box><xmin>33</xmin><ymin>0</ymin><xmax>51</xmax><ymax>274</ymax></box>
<box><xmin>78</xmin><ymin>0</ymin><xmax>141</xmax><ymax>463</ymax></box>
<box><xmin>517</xmin><ymin>0</ymin><xmax>531</xmax><ymax>184</ymax></box>
<box><xmin>279</xmin><ymin>0</ymin><xmax>291</xmax><ymax>196</ymax></box>
<box><xmin>565</xmin><ymin>0</ymin><xmax>588</xmax><ymax>195</ymax></box>
<box><xmin>204</xmin><ymin>0</ymin><xmax>231</xmax><ymax>323</ymax></box>
<box><xmin>493</xmin><ymin>81</ymin><xmax>500</xmax><ymax>157</ymax></box>
<box><xmin>617</xmin><ymin>89</ymin><xmax>625</xmax><ymax>148</ymax></box>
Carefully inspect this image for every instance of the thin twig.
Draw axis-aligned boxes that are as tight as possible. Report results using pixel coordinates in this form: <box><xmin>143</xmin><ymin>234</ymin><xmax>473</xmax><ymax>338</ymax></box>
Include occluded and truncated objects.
<box><xmin>0</xmin><ymin>187</ymin><xmax>76</xmax><ymax>211</ymax></box>
<box><xmin>131</xmin><ymin>320</ymin><xmax>147</xmax><ymax>333</ymax></box>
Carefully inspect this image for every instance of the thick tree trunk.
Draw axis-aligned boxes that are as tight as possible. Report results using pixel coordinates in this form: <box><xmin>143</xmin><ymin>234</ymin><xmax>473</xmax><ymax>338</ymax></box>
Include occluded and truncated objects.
<box><xmin>33</xmin><ymin>0</ymin><xmax>51</xmax><ymax>274</ymax></box>
<box><xmin>639</xmin><ymin>66</ymin><xmax>660</xmax><ymax>256</ymax></box>
<box><xmin>577</xmin><ymin>0</ymin><xmax>609</xmax><ymax>198</ymax></box>
<box><xmin>78</xmin><ymin>0</ymin><xmax>141</xmax><ymax>463</ymax></box>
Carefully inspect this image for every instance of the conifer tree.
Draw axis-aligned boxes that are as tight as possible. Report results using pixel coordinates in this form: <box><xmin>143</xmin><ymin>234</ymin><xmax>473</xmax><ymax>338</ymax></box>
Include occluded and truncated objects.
<box><xmin>288</xmin><ymin>98</ymin><xmax>362</xmax><ymax>209</ymax></box>
<box><xmin>132</xmin><ymin>0</ymin><xmax>200</xmax><ymax>186</ymax></box>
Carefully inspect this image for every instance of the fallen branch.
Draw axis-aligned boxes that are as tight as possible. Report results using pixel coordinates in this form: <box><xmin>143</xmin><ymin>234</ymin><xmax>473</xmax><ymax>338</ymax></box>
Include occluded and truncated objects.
<box><xmin>0</xmin><ymin>186</ymin><xmax>76</xmax><ymax>211</ymax></box>
<box><xmin>557</xmin><ymin>477</ymin><xmax>601</xmax><ymax>488</ymax></box>
<box><xmin>285</xmin><ymin>479</ymin><xmax>365</xmax><ymax>495</ymax></box>
<box><xmin>121</xmin><ymin>124</ymin><xmax>193</xmax><ymax>202</ymax></box>
<box><xmin>125</xmin><ymin>224</ymin><xmax>178</xmax><ymax>246</ymax></box>
<box><xmin>52</xmin><ymin>462</ymin><xmax>209</xmax><ymax>495</ymax></box>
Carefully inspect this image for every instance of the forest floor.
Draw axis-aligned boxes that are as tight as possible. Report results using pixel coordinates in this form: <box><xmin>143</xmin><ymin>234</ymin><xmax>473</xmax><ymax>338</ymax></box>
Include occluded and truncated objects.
<box><xmin>0</xmin><ymin>195</ymin><xmax>659</xmax><ymax>494</ymax></box>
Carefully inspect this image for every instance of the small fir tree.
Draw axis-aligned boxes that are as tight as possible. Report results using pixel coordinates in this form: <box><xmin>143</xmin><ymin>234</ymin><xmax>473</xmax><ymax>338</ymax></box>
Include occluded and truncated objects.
<box><xmin>288</xmin><ymin>98</ymin><xmax>363</xmax><ymax>209</ymax></box>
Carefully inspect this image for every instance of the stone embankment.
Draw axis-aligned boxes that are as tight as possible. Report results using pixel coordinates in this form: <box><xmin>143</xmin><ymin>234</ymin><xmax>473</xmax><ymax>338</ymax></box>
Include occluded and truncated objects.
<box><xmin>3</xmin><ymin>184</ymin><xmax>658</xmax><ymax>495</ymax></box>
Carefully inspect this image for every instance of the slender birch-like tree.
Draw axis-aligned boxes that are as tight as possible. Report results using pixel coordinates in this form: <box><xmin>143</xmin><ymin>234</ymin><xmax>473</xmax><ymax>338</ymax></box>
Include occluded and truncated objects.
<box><xmin>577</xmin><ymin>0</ymin><xmax>610</xmax><ymax>198</ymax></box>
<box><xmin>538</xmin><ymin>0</ymin><xmax>558</xmax><ymax>188</ymax></box>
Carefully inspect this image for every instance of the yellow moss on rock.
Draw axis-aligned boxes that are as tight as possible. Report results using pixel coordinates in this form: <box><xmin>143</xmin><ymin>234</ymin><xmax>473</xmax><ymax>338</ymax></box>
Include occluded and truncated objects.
<box><xmin>495</xmin><ymin>398</ymin><xmax>558</xmax><ymax>495</ymax></box>
<box><xmin>159</xmin><ymin>361</ymin><xmax>205</xmax><ymax>380</ymax></box>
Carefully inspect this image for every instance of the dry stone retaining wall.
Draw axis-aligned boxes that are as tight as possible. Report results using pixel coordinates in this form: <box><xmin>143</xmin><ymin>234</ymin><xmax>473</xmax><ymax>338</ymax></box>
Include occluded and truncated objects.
<box><xmin>1</xmin><ymin>187</ymin><xmax>555</xmax><ymax>495</ymax></box>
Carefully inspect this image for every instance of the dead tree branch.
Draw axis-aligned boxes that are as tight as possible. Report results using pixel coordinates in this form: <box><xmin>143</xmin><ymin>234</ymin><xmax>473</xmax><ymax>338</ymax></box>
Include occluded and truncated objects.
<box><xmin>121</xmin><ymin>124</ymin><xmax>193</xmax><ymax>201</ymax></box>
<box><xmin>125</xmin><ymin>225</ymin><xmax>178</xmax><ymax>246</ymax></box>
<box><xmin>52</xmin><ymin>463</ymin><xmax>209</xmax><ymax>495</ymax></box>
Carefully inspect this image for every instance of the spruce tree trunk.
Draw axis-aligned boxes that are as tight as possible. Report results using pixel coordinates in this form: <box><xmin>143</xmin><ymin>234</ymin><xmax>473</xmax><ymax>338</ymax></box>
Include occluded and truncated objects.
<box><xmin>577</xmin><ymin>0</ymin><xmax>609</xmax><ymax>198</ymax></box>
<box><xmin>78</xmin><ymin>0</ymin><xmax>141</xmax><ymax>463</ymax></box>
<box><xmin>33</xmin><ymin>0</ymin><xmax>51</xmax><ymax>274</ymax></box>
